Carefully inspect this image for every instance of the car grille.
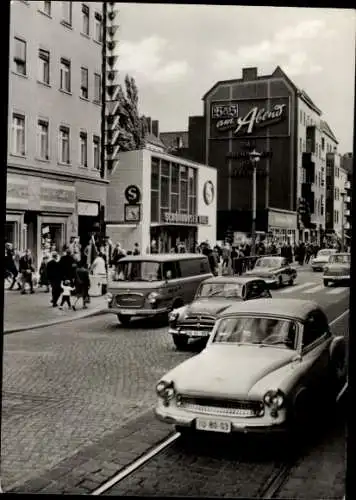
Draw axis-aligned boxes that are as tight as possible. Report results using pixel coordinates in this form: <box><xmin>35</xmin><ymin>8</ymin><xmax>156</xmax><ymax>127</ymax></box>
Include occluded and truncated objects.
<box><xmin>178</xmin><ymin>314</ymin><xmax>216</xmax><ymax>332</ymax></box>
<box><xmin>177</xmin><ymin>395</ymin><xmax>264</xmax><ymax>418</ymax></box>
<box><xmin>115</xmin><ymin>293</ymin><xmax>145</xmax><ymax>308</ymax></box>
<box><xmin>326</xmin><ymin>270</ymin><xmax>349</xmax><ymax>276</ymax></box>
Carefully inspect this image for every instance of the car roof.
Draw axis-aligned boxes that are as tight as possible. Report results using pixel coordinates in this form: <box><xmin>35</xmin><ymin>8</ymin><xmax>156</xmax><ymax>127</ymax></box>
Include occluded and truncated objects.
<box><xmin>119</xmin><ymin>253</ymin><xmax>207</xmax><ymax>262</ymax></box>
<box><xmin>202</xmin><ymin>276</ymin><xmax>265</xmax><ymax>285</ymax></box>
<box><xmin>220</xmin><ymin>298</ymin><xmax>319</xmax><ymax>321</ymax></box>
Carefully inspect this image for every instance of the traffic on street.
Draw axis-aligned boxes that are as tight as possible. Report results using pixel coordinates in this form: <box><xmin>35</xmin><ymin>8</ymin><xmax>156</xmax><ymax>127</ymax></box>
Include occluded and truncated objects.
<box><xmin>2</xmin><ymin>266</ymin><xmax>349</xmax><ymax>497</ymax></box>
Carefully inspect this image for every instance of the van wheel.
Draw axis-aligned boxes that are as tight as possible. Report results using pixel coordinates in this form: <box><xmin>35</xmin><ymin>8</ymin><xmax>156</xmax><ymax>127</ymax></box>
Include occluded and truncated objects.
<box><xmin>323</xmin><ymin>280</ymin><xmax>329</xmax><ymax>287</ymax></box>
<box><xmin>278</xmin><ymin>276</ymin><xmax>283</xmax><ymax>288</ymax></box>
<box><xmin>288</xmin><ymin>277</ymin><xmax>294</xmax><ymax>286</ymax></box>
<box><xmin>118</xmin><ymin>314</ymin><xmax>131</xmax><ymax>326</ymax></box>
<box><xmin>173</xmin><ymin>335</ymin><xmax>188</xmax><ymax>351</ymax></box>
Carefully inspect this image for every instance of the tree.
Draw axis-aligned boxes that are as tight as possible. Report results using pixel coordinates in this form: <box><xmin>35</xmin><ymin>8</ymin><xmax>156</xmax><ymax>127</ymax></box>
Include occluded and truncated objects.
<box><xmin>116</xmin><ymin>74</ymin><xmax>147</xmax><ymax>151</ymax></box>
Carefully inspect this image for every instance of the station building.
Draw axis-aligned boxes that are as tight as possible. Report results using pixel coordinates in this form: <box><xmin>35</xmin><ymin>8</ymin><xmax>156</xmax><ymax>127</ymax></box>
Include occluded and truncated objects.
<box><xmin>106</xmin><ymin>126</ymin><xmax>217</xmax><ymax>253</ymax></box>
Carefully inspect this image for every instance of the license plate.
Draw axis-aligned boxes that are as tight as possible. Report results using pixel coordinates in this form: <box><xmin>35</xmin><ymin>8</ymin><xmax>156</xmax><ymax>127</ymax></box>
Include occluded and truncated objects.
<box><xmin>118</xmin><ymin>309</ymin><xmax>135</xmax><ymax>315</ymax></box>
<box><xmin>196</xmin><ymin>418</ymin><xmax>231</xmax><ymax>433</ymax></box>
<box><xmin>182</xmin><ymin>331</ymin><xmax>207</xmax><ymax>337</ymax></box>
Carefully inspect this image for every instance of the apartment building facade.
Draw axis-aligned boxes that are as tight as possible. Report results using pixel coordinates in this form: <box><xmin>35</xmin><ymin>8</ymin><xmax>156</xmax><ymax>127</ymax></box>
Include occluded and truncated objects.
<box><xmin>7</xmin><ymin>0</ymin><xmax>106</xmax><ymax>268</ymax></box>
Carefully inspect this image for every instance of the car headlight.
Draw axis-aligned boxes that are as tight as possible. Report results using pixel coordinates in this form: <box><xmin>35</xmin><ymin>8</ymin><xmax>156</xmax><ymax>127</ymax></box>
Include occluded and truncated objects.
<box><xmin>147</xmin><ymin>291</ymin><xmax>160</xmax><ymax>304</ymax></box>
<box><xmin>263</xmin><ymin>389</ymin><xmax>285</xmax><ymax>409</ymax></box>
<box><xmin>106</xmin><ymin>292</ymin><xmax>113</xmax><ymax>302</ymax></box>
<box><xmin>169</xmin><ymin>310</ymin><xmax>179</xmax><ymax>322</ymax></box>
<box><xmin>156</xmin><ymin>380</ymin><xmax>175</xmax><ymax>404</ymax></box>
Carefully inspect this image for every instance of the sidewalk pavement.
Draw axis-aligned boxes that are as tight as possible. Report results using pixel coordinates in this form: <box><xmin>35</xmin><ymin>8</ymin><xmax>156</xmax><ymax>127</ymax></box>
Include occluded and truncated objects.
<box><xmin>3</xmin><ymin>288</ymin><xmax>108</xmax><ymax>334</ymax></box>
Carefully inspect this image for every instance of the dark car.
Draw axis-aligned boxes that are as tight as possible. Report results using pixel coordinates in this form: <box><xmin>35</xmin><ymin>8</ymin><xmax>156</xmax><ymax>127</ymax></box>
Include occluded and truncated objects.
<box><xmin>244</xmin><ymin>256</ymin><xmax>297</xmax><ymax>288</ymax></box>
<box><xmin>168</xmin><ymin>276</ymin><xmax>271</xmax><ymax>350</ymax></box>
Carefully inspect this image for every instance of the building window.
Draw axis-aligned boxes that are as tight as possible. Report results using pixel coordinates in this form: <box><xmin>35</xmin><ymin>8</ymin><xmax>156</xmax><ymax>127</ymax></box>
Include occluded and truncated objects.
<box><xmin>299</xmin><ymin>138</ymin><xmax>302</xmax><ymax>153</ymax></box>
<box><xmin>94</xmin><ymin>12</ymin><xmax>103</xmax><ymax>42</ymax></box>
<box><xmin>303</xmin><ymin>112</ymin><xmax>305</xmax><ymax>126</ymax></box>
<box><xmin>94</xmin><ymin>73</ymin><xmax>101</xmax><ymax>102</ymax></box>
<box><xmin>62</xmin><ymin>1</ymin><xmax>72</xmax><ymax>26</ymax></box>
<box><xmin>320</xmin><ymin>195</ymin><xmax>324</xmax><ymax>216</ymax></box>
<box><xmin>321</xmin><ymin>137</ymin><xmax>325</xmax><ymax>150</ymax></box>
<box><xmin>37</xmin><ymin>119</ymin><xmax>49</xmax><ymax>159</ymax></box>
<box><xmin>13</xmin><ymin>37</ymin><xmax>27</xmax><ymax>75</ymax></box>
<box><xmin>12</xmin><ymin>113</ymin><xmax>25</xmax><ymax>156</ymax></box>
<box><xmin>179</xmin><ymin>165</ymin><xmax>188</xmax><ymax>212</ymax></box>
<box><xmin>80</xmin><ymin>131</ymin><xmax>88</xmax><ymax>166</ymax></box>
<box><xmin>299</xmin><ymin>110</ymin><xmax>302</xmax><ymax>124</ymax></box>
<box><xmin>42</xmin><ymin>1</ymin><xmax>51</xmax><ymax>16</ymax></box>
<box><xmin>188</xmin><ymin>167</ymin><xmax>197</xmax><ymax>215</ymax></box>
<box><xmin>151</xmin><ymin>158</ymin><xmax>160</xmax><ymax>222</ymax></box>
<box><xmin>171</xmin><ymin>163</ymin><xmax>179</xmax><ymax>213</ymax></box>
<box><xmin>59</xmin><ymin>126</ymin><xmax>70</xmax><ymax>163</ymax></box>
<box><xmin>93</xmin><ymin>135</ymin><xmax>100</xmax><ymax>170</ymax></box>
<box><xmin>38</xmin><ymin>49</ymin><xmax>50</xmax><ymax>84</ymax></box>
<box><xmin>81</xmin><ymin>67</ymin><xmax>89</xmax><ymax>99</ymax></box>
<box><xmin>60</xmin><ymin>58</ymin><xmax>71</xmax><ymax>92</ymax></box>
<box><xmin>160</xmin><ymin>160</ymin><xmax>170</xmax><ymax>208</ymax></box>
<box><xmin>81</xmin><ymin>4</ymin><xmax>90</xmax><ymax>35</ymax></box>
<box><xmin>334</xmin><ymin>210</ymin><xmax>339</xmax><ymax>224</ymax></box>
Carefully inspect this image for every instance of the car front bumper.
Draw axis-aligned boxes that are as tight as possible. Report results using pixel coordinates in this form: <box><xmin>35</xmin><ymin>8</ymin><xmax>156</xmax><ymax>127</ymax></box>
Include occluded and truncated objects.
<box><xmin>324</xmin><ymin>275</ymin><xmax>350</xmax><ymax>281</ymax></box>
<box><xmin>107</xmin><ymin>304</ymin><xmax>169</xmax><ymax>317</ymax></box>
<box><xmin>169</xmin><ymin>327</ymin><xmax>211</xmax><ymax>339</ymax></box>
<box><xmin>155</xmin><ymin>402</ymin><xmax>288</xmax><ymax>434</ymax></box>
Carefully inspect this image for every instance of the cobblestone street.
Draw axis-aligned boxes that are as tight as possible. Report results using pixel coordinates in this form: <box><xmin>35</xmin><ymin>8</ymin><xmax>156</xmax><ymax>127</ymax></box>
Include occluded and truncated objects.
<box><xmin>1</xmin><ymin>314</ymin><xmax>193</xmax><ymax>490</ymax></box>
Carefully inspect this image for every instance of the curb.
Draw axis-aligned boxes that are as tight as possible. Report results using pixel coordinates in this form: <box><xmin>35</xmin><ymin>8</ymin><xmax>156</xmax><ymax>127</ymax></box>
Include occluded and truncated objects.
<box><xmin>4</xmin><ymin>307</ymin><xmax>108</xmax><ymax>335</ymax></box>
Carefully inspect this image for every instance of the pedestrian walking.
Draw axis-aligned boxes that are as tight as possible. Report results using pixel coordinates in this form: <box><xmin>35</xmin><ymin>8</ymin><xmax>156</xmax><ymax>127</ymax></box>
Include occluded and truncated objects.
<box><xmin>72</xmin><ymin>262</ymin><xmax>91</xmax><ymax>310</ymax></box>
<box><xmin>19</xmin><ymin>249</ymin><xmax>35</xmax><ymax>294</ymax></box>
<box><xmin>38</xmin><ymin>254</ymin><xmax>50</xmax><ymax>291</ymax></box>
<box><xmin>60</xmin><ymin>248</ymin><xmax>76</xmax><ymax>284</ymax></box>
<box><xmin>59</xmin><ymin>280</ymin><xmax>75</xmax><ymax>310</ymax></box>
<box><xmin>5</xmin><ymin>243</ymin><xmax>21</xmax><ymax>290</ymax></box>
<box><xmin>47</xmin><ymin>252</ymin><xmax>62</xmax><ymax>307</ymax></box>
<box><xmin>133</xmin><ymin>243</ymin><xmax>140</xmax><ymax>255</ymax></box>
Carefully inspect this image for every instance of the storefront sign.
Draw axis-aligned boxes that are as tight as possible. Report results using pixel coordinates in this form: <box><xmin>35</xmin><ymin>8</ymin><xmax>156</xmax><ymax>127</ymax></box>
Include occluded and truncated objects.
<box><xmin>215</xmin><ymin>103</ymin><xmax>286</xmax><ymax>135</ymax></box>
<box><xmin>164</xmin><ymin>213</ymin><xmax>209</xmax><ymax>225</ymax></box>
<box><xmin>124</xmin><ymin>185</ymin><xmax>141</xmax><ymax>204</ymax></box>
<box><xmin>268</xmin><ymin>211</ymin><xmax>297</xmax><ymax>229</ymax></box>
<box><xmin>231</xmin><ymin>163</ymin><xmax>268</xmax><ymax>178</ymax></box>
<box><xmin>78</xmin><ymin>201</ymin><xmax>99</xmax><ymax>217</ymax></box>
<box><xmin>203</xmin><ymin>181</ymin><xmax>215</xmax><ymax>205</ymax></box>
<box><xmin>40</xmin><ymin>183</ymin><xmax>76</xmax><ymax>212</ymax></box>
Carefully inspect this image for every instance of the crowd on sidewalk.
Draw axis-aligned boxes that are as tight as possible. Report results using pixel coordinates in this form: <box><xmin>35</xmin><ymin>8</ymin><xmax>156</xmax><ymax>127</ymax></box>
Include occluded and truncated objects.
<box><xmin>5</xmin><ymin>234</ymin><xmax>348</xmax><ymax>305</ymax></box>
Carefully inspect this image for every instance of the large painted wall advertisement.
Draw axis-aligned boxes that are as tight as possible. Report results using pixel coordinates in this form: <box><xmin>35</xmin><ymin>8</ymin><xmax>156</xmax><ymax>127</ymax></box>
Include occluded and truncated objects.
<box><xmin>209</xmin><ymin>97</ymin><xmax>290</xmax><ymax>140</ymax></box>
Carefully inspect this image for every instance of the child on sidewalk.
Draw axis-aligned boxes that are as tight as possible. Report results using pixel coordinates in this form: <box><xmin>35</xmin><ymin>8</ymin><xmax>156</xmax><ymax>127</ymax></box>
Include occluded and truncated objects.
<box><xmin>59</xmin><ymin>280</ymin><xmax>75</xmax><ymax>310</ymax></box>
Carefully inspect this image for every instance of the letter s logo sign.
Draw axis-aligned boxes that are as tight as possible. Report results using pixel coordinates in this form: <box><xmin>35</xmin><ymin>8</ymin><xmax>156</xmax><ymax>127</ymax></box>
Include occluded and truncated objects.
<box><xmin>125</xmin><ymin>185</ymin><xmax>141</xmax><ymax>204</ymax></box>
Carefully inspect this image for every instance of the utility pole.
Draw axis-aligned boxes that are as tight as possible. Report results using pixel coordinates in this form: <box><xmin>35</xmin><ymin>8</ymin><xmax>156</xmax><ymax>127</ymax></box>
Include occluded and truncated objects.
<box><xmin>341</xmin><ymin>191</ymin><xmax>345</xmax><ymax>251</ymax></box>
<box><xmin>249</xmin><ymin>150</ymin><xmax>262</xmax><ymax>256</ymax></box>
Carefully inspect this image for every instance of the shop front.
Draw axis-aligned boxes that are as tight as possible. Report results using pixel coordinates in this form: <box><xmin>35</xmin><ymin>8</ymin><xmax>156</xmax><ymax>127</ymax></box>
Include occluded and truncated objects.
<box><xmin>268</xmin><ymin>208</ymin><xmax>298</xmax><ymax>245</ymax></box>
<box><xmin>6</xmin><ymin>173</ymin><xmax>76</xmax><ymax>269</ymax></box>
<box><xmin>106</xmin><ymin>148</ymin><xmax>217</xmax><ymax>254</ymax></box>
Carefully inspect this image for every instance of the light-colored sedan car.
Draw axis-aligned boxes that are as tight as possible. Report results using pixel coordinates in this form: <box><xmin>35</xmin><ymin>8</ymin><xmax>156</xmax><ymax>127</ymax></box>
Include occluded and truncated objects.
<box><xmin>155</xmin><ymin>298</ymin><xmax>346</xmax><ymax>437</ymax></box>
<box><xmin>245</xmin><ymin>256</ymin><xmax>297</xmax><ymax>288</ymax></box>
<box><xmin>323</xmin><ymin>253</ymin><xmax>351</xmax><ymax>287</ymax></box>
<box><xmin>311</xmin><ymin>249</ymin><xmax>337</xmax><ymax>272</ymax></box>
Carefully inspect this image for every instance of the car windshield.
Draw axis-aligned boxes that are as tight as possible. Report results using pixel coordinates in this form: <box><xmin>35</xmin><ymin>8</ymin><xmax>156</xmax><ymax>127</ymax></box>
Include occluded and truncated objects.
<box><xmin>255</xmin><ymin>258</ymin><xmax>281</xmax><ymax>268</ymax></box>
<box><xmin>196</xmin><ymin>282</ymin><xmax>244</xmax><ymax>299</ymax></box>
<box><xmin>329</xmin><ymin>254</ymin><xmax>351</xmax><ymax>264</ymax></box>
<box><xmin>318</xmin><ymin>250</ymin><xmax>334</xmax><ymax>257</ymax></box>
<box><xmin>212</xmin><ymin>316</ymin><xmax>297</xmax><ymax>350</ymax></box>
<box><xmin>113</xmin><ymin>261</ymin><xmax>162</xmax><ymax>282</ymax></box>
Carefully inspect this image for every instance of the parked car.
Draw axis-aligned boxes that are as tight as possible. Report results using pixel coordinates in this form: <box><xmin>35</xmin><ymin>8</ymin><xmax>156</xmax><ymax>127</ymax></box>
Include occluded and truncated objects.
<box><xmin>323</xmin><ymin>253</ymin><xmax>351</xmax><ymax>287</ymax></box>
<box><xmin>106</xmin><ymin>254</ymin><xmax>212</xmax><ymax>325</ymax></box>
<box><xmin>155</xmin><ymin>298</ymin><xmax>346</xmax><ymax>437</ymax></box>
<box><xmin>168</xmin><ymin>276</ymin><xmax>272</xmax><ymax>350</ymax></box>
<box><xmin>244</xmin><ymin>256</ymin><xmax>297</xmax><ymax>288</ymax></box>
<box><xmin>311</xmin><ymin>249</ymin><xmax>337</xmax><ymax>272</ymax></box>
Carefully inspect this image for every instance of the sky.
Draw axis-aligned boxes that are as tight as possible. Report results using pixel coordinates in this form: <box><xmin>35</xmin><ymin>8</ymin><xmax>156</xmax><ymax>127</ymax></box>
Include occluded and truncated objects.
<box><xmin>115</xmin><ymin>4</ymin><xmax>355</xmax><ymax>154</ymax></box>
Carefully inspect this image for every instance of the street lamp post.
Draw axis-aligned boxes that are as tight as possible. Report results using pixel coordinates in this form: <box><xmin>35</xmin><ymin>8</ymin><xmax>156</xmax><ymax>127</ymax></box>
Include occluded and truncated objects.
<box><xmin>249</xmin><ymin>150</ymin><xmax>262</xmax><ymax>256</ymax></box>
<box><xmin>341</xmin><ymin>191</ymin><xmax>345</xmax><ymax>252</ymax></box>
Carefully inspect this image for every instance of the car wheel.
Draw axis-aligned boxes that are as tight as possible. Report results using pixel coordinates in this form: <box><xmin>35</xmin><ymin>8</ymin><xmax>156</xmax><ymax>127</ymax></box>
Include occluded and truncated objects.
<box><xmin>288</xmin><ymin>277</ymin><xmax>294</xmax><ymax>286</ymax></box>
<box><xmin>173</xmin><ymin>335</ymin><xmax>189</xmax><ymax>351</ymax></box>
<box><xmin>323</xmin><ymin>280</ymin><xmax>329</xmax><ymax>287</ymax></box>
<box><xmin>117</xmin><ymin>314</ymin><xmax>131</xmax><ymax>326</ymax></box>
<box><xmin>312</xmin><ymin>268</ymin><xmax>317</xmax><ymax>272</ymax></box>
<box><xmin>278</xmin><ymin>275</ymin><xmax>283</xmax><ymax>288</ymax></box>
<box><xmin>331</xmin><ymin>346</ymin><xmax>347</xmax><ymax>394</ymax></box>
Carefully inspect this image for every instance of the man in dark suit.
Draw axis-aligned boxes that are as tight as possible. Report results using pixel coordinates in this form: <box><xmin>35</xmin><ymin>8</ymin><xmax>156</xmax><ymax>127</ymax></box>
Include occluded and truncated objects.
<box><xmin>47</xmin><ymin>252</ymin><xmax>62</xmax><ymax>307</ymax></box>
<box><xmin>19</xmin><ymin>249</ymin><xmax>35</xmax><ymax>294</ymax></box>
